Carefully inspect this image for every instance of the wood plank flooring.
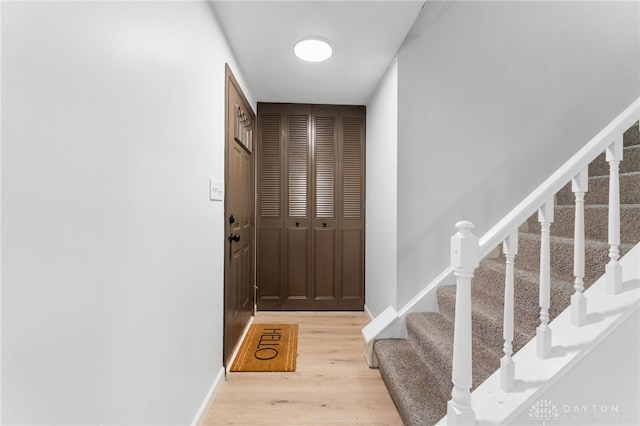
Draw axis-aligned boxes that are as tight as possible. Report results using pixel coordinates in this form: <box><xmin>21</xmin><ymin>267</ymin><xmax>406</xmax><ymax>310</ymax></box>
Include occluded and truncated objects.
<box><xmin>203</xmin><ymin>312</ymin><xmax>402</xmax><ymax>425</ymax></box>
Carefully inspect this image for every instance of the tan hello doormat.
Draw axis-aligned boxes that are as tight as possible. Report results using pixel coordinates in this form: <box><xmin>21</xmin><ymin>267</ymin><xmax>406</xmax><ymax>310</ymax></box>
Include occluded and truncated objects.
<box><xmin>230</xmin><ymin>323</ymin><xmax>298</xmax><ymax>372</ymax></box>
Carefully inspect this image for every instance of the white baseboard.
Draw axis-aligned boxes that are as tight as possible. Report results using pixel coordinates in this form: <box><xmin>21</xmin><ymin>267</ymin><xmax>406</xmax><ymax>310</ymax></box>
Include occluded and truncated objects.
<box><xmin>191</xmin><ymin>315</ymin><xmax>257</xmax><ymax>424</ymax></box>
<box><xmin>191</xmin><ymin>366</ymin><xmax>225</xmax><ymax>426</ymax></box>
<box><xmin>364</xmin><ymin>304</ymin><xmax>375</xmax><ymax>321</ymax></box>
<box><xmin>225</xmin><ymin>315</ymin><xmax>255</xmax><ymax>376</ymax></box>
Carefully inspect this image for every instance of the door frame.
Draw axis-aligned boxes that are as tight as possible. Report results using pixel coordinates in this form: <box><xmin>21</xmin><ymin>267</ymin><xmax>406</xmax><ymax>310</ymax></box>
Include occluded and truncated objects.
<box><xmin>223</xmin><ymin>64</ymin><xmax>256</xmax><ymax>369</ymax></box>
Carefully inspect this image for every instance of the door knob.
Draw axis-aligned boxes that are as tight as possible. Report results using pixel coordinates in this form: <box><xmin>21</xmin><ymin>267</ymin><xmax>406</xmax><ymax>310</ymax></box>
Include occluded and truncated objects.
<box><xmin>228</xmin><ymin>233</ymin><xmax>241</xmax><ymax>243</ymax></box>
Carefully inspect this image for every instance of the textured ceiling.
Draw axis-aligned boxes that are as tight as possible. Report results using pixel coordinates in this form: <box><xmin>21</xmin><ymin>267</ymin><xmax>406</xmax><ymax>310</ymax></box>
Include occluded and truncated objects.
<box><xmin>211</xmin><ymin>1</ymin><xmax>425</xmax><ymax>105</ymax></box>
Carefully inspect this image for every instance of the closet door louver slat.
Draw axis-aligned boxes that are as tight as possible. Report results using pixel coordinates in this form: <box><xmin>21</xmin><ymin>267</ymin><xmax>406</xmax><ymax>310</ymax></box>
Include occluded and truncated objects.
<box><xmin>258</xmin><ymin>114</ymin><xmax>281</xmax><ymax>218</ymax></box>
<box><xmin>342</xmin><ymin>116</ymin><xmax>363</xmax><ymax>219</ymax></box>
<box><xmin>287</xmin><ymin>114</ymin><xmax>309</xmax><ymax>218</ymax></box>
<box><xmin>315</xmin><ymin>116</ymin><xmax>336</xmax><ymax>219</ymax></box>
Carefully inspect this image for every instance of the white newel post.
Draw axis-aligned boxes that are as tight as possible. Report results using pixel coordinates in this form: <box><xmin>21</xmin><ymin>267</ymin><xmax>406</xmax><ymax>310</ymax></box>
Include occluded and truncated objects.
<box><xmin>447</xmin><ymin>221</ymin><xmax>479</xmax><ymax>426</ymax></box>
<box><xmin>571</xmin><ymin>168</ymin><xmax>588</xmax><ymax>326</ymax></box>
<box><xmin>500</xmin><ymin>230</ymin><xmax>518</xmax><ymax>392</ymax></box>
<box><xmin>606</xmin><ymin>137</ymin><xmax>623</xmax><ymax>295</ymax></box>
<box><xmin>537</xmin><ymin>200</ymin><xmax>554</xmax><ymax>359</ymax></box>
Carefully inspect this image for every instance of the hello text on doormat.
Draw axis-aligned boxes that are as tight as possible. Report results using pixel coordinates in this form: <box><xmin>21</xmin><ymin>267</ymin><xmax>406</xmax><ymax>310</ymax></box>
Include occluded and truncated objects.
<box><xmin>230</xmin><ymin>323</ymin><xmax>298</xmax><ymax>372</ymax></box>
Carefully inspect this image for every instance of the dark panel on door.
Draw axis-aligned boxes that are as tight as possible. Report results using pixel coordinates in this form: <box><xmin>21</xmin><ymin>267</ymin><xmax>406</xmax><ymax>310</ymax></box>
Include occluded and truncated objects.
<box><xmin>340</xmin><ymin>228</ymin><xmax>364</xmax><ymax>298</ymax></box>
<box><xmin>257</xmin><ymin>227</ymin><xmax>282</xmax><ymax>303</ymax></box>
<box><xmin>314</xmin><ymin>226</ymin><xmax>337</xmax><ymax>302</ymax></box>
<box><xmin>286</xmin><ymin>225</ymin><xmax>310</xmax><ymax>306</ymax></box>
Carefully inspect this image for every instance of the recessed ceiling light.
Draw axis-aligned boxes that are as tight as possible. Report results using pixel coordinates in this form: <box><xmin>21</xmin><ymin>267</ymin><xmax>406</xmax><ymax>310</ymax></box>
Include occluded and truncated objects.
<box><xmin>294</xmin><ymin>39</ymin><xmax>332</xmax><ymax>62</ymax></box>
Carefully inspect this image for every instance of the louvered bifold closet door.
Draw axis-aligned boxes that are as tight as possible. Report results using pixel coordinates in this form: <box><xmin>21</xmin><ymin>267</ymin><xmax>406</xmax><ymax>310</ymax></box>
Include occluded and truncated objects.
<box><xmin>256</xmin><ymin>103</ymin><xmax>365</xmax><ymax>311</ymax></box>
<box><xmin>339</xmin><ymin>107</ymin><xmax>365</xmax><ymax>309</ymax></box>
<box><xmin>256</xmin><ymin>104</ymin><xmax>285</xmax><ymax>309</ymax></box>
<box><xmin>312</xmin><ymin>108</ymin><xmax>339</xmax><ymax>309</ymax></box>
<box><xmin>284</xmin><ymin>105</ymin><xmax>312</xmax><ymax>309</ymax></box>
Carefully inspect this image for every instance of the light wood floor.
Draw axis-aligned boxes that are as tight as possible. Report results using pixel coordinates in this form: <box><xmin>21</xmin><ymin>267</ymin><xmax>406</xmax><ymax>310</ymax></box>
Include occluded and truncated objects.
<box><xmin>203</xmin><ymin>311</ymin><xmax>402</xmax><ymax>425</ymax></box>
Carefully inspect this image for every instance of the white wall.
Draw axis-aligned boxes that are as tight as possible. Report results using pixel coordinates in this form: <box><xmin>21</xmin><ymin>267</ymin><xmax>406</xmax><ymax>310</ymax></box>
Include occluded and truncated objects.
<box><xmin>395</xmin><ymin>1</ymin><xmax>640</xmax><ymax>307</ymax></box>
<box><xmin>1</xmin><ymin>2</ymin><xmax>254</xmax><ymax>424</ymax></box>
<box><xmin>510</xmin><ymin>309</ymin><xmax>639</xmax><ymax>425</ymax></box>
<box><xmin>365</xmin><ymin>58</ymin><xmax>399</xmax><ymax>318</ymax></box>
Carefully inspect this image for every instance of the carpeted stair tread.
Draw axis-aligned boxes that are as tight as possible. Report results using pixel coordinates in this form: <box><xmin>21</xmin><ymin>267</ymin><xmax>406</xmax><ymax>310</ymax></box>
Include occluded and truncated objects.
<box><xmin>374</xmin><ymin>339</ymin><xmax>449</xmax><ymax>426</ymax></box>
<box><xmin>623</xmin><ymin>122</ymin><xmax>639</xmax><ymax>147</ymax></box>
<box><xmin>437</xmin><ymin>285</ymin><xmax>537</xmax><ymax>355</ymax></box>
<box><xmin>556</xmin><ymin>172</ymin><xmax>640</xmax><ymax>205</ymax></box>
<box><xmin>509</xmin><ymin>232</ymin><xmax>633</xmax><ymax>286</ymax></box>
<box><xmin>589</xmin><ymin>144</ymin><xmax>640</xmax><ymax>176</ymax></box>
<box><xmin>524</xmin><ymin>204</ymin><xmax>640</xmax><ymax>244</ymax></box>
<box><xmin>406</xmin><ymin>312</ymin><xmax>500</xmax><ymax>393</ymax></box>
<box><xmin>473</xmin><ymin>258</ymin><xmax>574</xmax><ymax>321</ymax></box>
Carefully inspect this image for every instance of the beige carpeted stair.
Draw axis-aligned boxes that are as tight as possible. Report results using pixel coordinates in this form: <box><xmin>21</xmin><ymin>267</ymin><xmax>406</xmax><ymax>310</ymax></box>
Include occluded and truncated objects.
<box><xmin>374</xmin><ymin>122</ymin><xmax>640</xmax><ymax>426</ymax></box>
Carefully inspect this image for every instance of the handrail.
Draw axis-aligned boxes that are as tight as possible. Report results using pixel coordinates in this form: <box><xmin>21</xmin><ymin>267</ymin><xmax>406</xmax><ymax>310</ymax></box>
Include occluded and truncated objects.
<box><xmin>478</xmin><ymin>98</ymin><xmax>640</xmax><ymax>257</ymax></box>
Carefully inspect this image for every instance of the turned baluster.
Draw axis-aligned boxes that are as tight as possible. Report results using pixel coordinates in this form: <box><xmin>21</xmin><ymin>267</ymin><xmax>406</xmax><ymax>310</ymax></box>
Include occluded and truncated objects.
<box><xmin>606</xmin><ymin>137</ymin><xmax>623</xmax><ymax>295</ymax></box>
<box><xmin>500</xmin><ymin>230</ymin><xmax>518</xmax><ymax>391</ymax></box>
<box><xmin>447</xmin><ymin>221</ymin><xmax>479</xmax><ymax>426</ymax></box>
<box><xmin>571</xmin><ymin>168</ymin><xmax>588</xmax><ymax>326</ymax></box>
<box><xmin>537</xmin><ymin>200</ymin><xmax>554</xmax><ymax>359</ymax></box>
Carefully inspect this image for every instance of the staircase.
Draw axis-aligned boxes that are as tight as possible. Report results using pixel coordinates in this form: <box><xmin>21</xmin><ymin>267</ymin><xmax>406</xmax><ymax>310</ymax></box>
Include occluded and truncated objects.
<box><xmin>373</xmin><ymin>122</ymin><xmax>640</xmax><ymax>426</ymax></box>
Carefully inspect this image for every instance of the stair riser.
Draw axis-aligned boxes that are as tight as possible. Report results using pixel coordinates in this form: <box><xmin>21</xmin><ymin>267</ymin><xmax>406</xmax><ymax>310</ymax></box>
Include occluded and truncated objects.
<box><xmin>514</xmin><ymin>233</ymin><xmax>614</xmax><ymax>286</ymax></box>
<box><xmin>556</xmin><ymin>173</ymin><xmax>640</xmax><ymax>205</ymax></box>
<box><xmin>437</xmin><ymin>286</ymin><xmax>538</xmax><ymax>355</ymax></box>
<box><xmin>374</xmin><ymin>339</ymin><xmax>450</xmax><ymax>426</ymax></box>
<box><xmin>473</xmin><ymin>261</ymin><xmax>573</xmax><ymax>321</ymax></box>
<box><xmin>406</xmin><ymin>316</ymin><xmax>453</xmax><ymax>394</ymax></box>
<box><xmin>406</xmin><ymin>313</ymin><xmax>499</xmax><ymax>393</ymax></box>
<box><xmin>408</xmin><ymin>340</ymin><xmax>452</xmax><ymax>398</ymax></box>
<box><xmin>589</xmin><ymin>145</ymin><xmax>640</xmax><ymax>176</ymax></box>
<box><xmin>525</xmin><ymin>206</ymin><xmax>640</xmax><ymax>244</ymax></box>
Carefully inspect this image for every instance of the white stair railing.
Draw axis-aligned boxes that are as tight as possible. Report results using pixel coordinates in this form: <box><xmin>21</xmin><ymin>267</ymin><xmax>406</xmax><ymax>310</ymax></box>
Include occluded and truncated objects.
<box><xmin>500</xmin><ymin>230</ymin><xmax>518</xmax><ymax>392</ymax></box>
<box><xmin>536</xmin><ymin>200</ymin><xmax>553</xmax><ymax>358</ymax></box>
<box><xmin>444</xmin><ymin>99</ymin><xmax>639</xmax><ymax>425</ymax></box>
<box><xmin>571</xmin><ymin>167</ymin><xmax>588</xmax><ymax>326</ymax></box>
<box><xmin>606</xmin><ymin>136</ymin><xmax>623</xmax><ymax>295</ymax></box>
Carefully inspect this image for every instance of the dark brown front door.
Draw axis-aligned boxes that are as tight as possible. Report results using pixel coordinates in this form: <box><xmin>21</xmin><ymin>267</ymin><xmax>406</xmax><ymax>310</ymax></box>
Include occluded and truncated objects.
<box><xmin>256</xmin><ymin>103</ymin><xmax>365</xmax><ymax>311</ymax></box>
<box><xmin>224</xmin><ymin>65</ymin><xmax>255</xmax><ymax>367</ymax></box>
